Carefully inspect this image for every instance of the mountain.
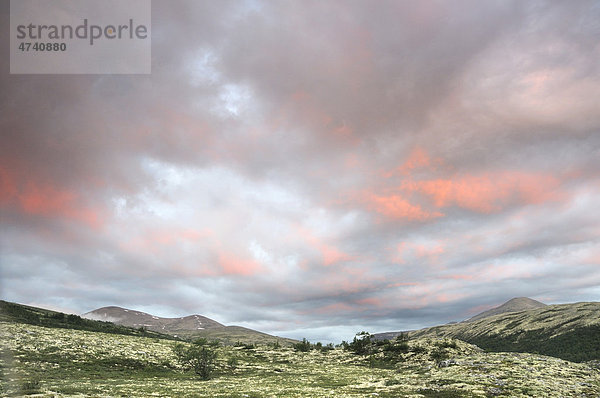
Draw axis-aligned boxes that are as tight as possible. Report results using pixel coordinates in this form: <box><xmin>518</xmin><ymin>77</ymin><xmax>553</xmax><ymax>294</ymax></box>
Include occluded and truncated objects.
<box><xmin>467</xmin><ymin>297</ymin><xmax>547</xmax><ymax>321</ymax></box>
<box><xmin>84</xmin><ymin>306</ymin><xmax>297</xmax><ymax>346</ymax></box>
<box><xmin>372</xmin><ymin>297</ymin><xmax>546</xmax><ymax>342</ymax></box>
<box><xmin>372</xmin><ymin>298</ymin><xmax>600</xmax><ymax>362</ymax></box>
<box><xmin>409</xmin><ymin>301</ymin><xmax>600</xmax><ymax>362</ymax></box>
<box><xmin>83</xmin><ymin>306</ymin><xmax>224</xmax><ymax>334</ymax></box>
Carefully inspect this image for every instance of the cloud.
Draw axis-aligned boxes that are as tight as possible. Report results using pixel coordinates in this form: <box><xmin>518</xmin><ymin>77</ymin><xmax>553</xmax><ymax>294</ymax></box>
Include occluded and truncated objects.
<box><xmin>363</xmin><ymin>192</ymin><xmax>443</xmax><ymax>221</ymax></box>
<box><xmin>402</xmin><ymin>171</ymin><xmax>563</xmax><ymax>213</ymax></box>
<box><xmin>1</xmin><ymin>0</ymin><xmax>599</xmax><ymax>343</ymax></box>
<box><xmin>0</xmin><ymin>165</ymin><xmax>102</xmax><ymax>228</ymax></box>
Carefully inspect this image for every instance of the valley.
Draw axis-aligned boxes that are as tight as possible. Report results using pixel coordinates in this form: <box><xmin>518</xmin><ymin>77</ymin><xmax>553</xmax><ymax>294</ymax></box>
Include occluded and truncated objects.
<box><xmin>1</xmin><ymin>299</ymin><xmax>599</xmax><ymax>397</ymax></box>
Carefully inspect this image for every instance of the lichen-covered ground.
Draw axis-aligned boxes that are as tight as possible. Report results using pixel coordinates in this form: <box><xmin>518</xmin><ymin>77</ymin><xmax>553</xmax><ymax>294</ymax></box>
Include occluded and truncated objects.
<box><xmin>1</xmin><ymin>321</ymin><xmax>599</xmax><ymax>397</ymax></box>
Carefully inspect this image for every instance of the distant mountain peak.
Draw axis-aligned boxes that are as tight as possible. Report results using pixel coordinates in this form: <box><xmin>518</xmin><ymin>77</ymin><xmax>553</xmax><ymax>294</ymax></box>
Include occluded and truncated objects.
<box><xmin>467</xmin><ymin>297</ymin><xmax>546</xmax><ymax>322</ymax></box>
<box><xmin>504</xmin><ymin>297</ymin><xmax>541</xmax><ymax>304</ymax></box>
<box><xmin>82</xmin><ymin>305</ymin><xmax>296</xmax><ymax>345</ymax></box>
<box><xmin>83</xmin><ymin>306</ymin><xmax>224</xmax><ymax>330</ymax></box>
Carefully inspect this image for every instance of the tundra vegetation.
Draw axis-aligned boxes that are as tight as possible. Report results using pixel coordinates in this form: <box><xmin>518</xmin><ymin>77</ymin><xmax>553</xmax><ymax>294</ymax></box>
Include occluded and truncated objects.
<box><xmin>2</xmin><ymin>321</ymin><xmax>600</xmax><ymax>397</ymax></box>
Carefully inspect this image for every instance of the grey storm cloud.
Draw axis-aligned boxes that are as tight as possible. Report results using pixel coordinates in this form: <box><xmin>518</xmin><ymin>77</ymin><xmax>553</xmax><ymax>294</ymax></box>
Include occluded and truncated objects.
<box><xmin>1</xmin><ymin>0</ymin><xmax>599</xmax><ymax>343</ymax></box>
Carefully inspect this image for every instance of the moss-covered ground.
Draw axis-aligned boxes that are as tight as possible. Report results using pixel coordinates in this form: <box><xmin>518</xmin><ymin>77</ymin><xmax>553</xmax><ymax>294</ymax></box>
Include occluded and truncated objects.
<box><xmin>1</xmin><ymin>321</ymin><xmax>599</xmax><ymax>397</ymax></box>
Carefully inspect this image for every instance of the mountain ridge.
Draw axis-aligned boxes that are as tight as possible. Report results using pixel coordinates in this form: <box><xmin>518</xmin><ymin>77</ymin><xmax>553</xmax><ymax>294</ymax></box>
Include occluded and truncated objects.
<box><xmin>83</xmin><ymin>306</ymin><xmax>224</xmax><ymax>334</ymax></box>
<box><xmin>372</xmin><ymin>297</ymin><xmax>546</xmax><ymax>342</ymax></box>
<box><xmin>83</xmin><ymin>305</ymin><xmax>297</xmax><ymax>346</ymax></box>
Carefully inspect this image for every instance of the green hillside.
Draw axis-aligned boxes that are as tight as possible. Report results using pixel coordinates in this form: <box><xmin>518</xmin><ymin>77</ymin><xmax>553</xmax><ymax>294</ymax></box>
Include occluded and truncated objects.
<box><xmin>0</xmin><ymin>300</ymin><xmax>177</xmax><ymax>341</ymax></box>
<box><xmin>410</xmin><ymin>302</ymin><xmax>600</xmax><ymax>362</ymax></box>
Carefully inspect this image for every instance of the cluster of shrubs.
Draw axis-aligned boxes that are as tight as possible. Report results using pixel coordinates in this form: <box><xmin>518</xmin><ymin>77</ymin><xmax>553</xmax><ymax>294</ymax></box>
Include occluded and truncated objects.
<box><xmin>233</xmin><ymin>340</ymin><xmax>287</xmax><ymax>350</ymax></box>
<box><xmin>291</xmin><ymin>331</ymin><xmax>414</xmax><ymax>361</ymax></box>
<box><xmin>341</xmin><ymin>332</ymin><xmax>408</xmax><ymax>354</ymax></box>
<box><xmin>429</xmin><ymin>339</ymin><xmax>458</xmax><ymax>364</ymax></box>
<box><xmin>342</xmin><ymin>332</ymin><xmax>402</xmax><ymax>368</ymax></box>
<box><xmin>292</xmin><ymin>338</ymin><xmax>335</xmax><ymax>353</ymax></box>
<box><xmin>233</xmin><ymin>341</ymin><xmax>257</xmax><ymax>350</ymax></box>
<box><xmin>339</xmin><ymin>331</ymin><xmax>411</xmax><ymax>366</ymax></box>
<box><xmin>336</xmin><ymin>331</ymin><xmax>463</xmax><ymax>368</ymax></box>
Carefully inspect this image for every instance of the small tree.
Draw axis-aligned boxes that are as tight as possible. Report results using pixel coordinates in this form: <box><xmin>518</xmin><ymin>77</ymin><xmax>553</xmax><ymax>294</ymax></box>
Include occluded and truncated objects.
<box><xmin>173</xmin><ymin>339</ymin><xmax>218</xmax><ymax>380</ymax></box>
<box><xmin>293</xmin><ymin>338</ymin><xmax>312</xmax><ymax>352</ymax></box>
<box><xmin>349</xmin><ymin>331</ymin><xmax>373</xmax><ymax>355</ymax></box>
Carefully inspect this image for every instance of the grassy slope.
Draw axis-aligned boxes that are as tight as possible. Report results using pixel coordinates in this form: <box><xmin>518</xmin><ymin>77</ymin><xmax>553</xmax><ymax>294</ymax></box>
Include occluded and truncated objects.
<box><xmin>2</xmin><ymin>320</ymin><xmax>599</xmax><ymax>397</ymax></box>
<box><xmin>0</xmin><ymin>300</ymin><xmax>177</xmax><ymax>341</ymax></box>
<box><xmin>187</xmin><ymin>325</ymin><xmax>298</xmax><ymax>347</ymax></box>
<box><xmin>410</xmin><ymin>302</ymin><xmax>600</xmax><ymax>362</ymax></box>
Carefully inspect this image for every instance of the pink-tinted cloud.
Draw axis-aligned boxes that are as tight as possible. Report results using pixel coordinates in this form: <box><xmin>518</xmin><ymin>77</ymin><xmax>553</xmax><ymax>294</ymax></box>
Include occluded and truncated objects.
<box><xmin>363</xmin><ymin>148</ymin><xmax>565</xmax><ymax>221</ymax></box>
<box><xmin>0</xmin><ymin>165</ymin><xmax>102</xmax><ymax>229</ymax></box>
<box><xmin>296</xmin><ymin>225</ymin><xmax>352</xmax><ymax>267</ymax></box>
<box><xmin>394</xmin><ymin>241</ymin><xmax>446</xmax><ymax>265</ymax></box>
<box><xmin>383</xmin><ymin>147</ymin><xmax>438</xmax><ymax>177</ymax></box>
<box><xmin>363</xmin><ymin>192</ymin><xmax>443</xmax><ymax>221</ymax></box>
<box><xmin>375</xmin><ymin>146</ymin><xmax>565</xmax><ymax>215</ymax></box>
<box><xmin>355</xmin><ymin>297</ymin><xmax>383</xmax><ymax>307</ymax></box>
<box><xmin>403</xmin><ymin>171</ymin><xmax>562</xmax><ymax>213</ymax></box>
<box><xmin>218</xmin><ymin>252</ymin><xmax>262</xmax><ymax>276</ymax></box>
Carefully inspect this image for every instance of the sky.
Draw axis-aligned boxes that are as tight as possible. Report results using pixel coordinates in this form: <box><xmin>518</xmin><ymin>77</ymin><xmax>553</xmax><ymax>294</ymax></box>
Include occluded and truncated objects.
<box><xmin>1</xmin><ymin>0</ymin><xmax>599</xmax><ymax>343</ymax></box>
